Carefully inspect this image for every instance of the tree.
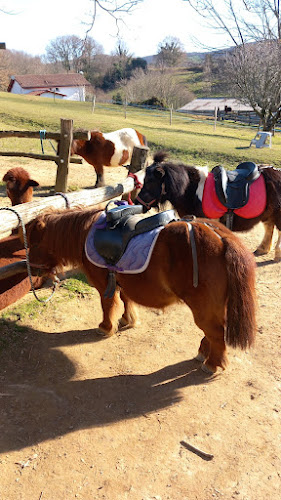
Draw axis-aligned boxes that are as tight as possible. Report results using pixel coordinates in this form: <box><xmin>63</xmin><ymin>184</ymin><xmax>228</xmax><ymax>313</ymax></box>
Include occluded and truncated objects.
<box><xmin>156</xmin><ymin>37</ymin><xmax>185</xmax><ymax>71</ymax></box>
<box><xmin>85</xmin><ymin>0</ymin><xmax>144</xmax><ymax>38</ymax></box>
<box><xmin>45</xmin><ymin>35</ymin><xmax>85</xmax><ymax>72</ymax></box>
<box><xmin>0</xmin><ymin>50</ymin><xmax>46</xmax><ymax>90</ymax></box>
<box><xmin>102</xmin><ymin>39</ymin><xmax>147</xmax><ymax>90</ymax></box>
<box><xmin>224</xmin><ymin>41</ymin><xmax>281</xmax><ymax>130</ymax></box>
<box><xmin>45</xmin><ymin>35</ymin><xmax>104</xmax><ymax>85</ymax></box>
<box><xmin>184</xmin><ymin>0</ymin><xmax>281</xmax><ymax>130</ymax></box>
<box><xmin>119</xmin><ymin>68</ymin><xmax>194</xmax><ymax>109</ymax></box>
<box><xmin>185</xmin><ymin>0</ymin><xmax>281</xmax><ymax>46</ymax></box>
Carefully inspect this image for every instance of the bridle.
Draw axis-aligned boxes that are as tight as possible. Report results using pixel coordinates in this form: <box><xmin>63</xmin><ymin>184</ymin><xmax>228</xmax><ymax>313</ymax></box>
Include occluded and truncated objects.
<box><xmin>135</xmin><ymin>194</ymin><xmax>157</xmax><ymax>210</ymax></box>
<box><xmin>135</xmin><ymin>178</ymin><xmax>166</xmax><ymax>210</ymax></box>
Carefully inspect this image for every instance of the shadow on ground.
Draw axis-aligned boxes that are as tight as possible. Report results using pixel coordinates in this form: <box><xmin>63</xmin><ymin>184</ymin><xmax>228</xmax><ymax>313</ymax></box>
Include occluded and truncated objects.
<box><xmin>0</xmin><ymin>319</ymin><xmax>213</xmax><ymax>453</ymax></box>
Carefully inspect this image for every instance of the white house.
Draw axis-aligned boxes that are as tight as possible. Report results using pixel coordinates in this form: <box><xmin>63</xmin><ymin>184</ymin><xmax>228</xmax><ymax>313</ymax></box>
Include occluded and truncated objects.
<box><xmin>7</xmin><ymin>73</ymin><xmax>91</xmax><ymax>101</ymax></box>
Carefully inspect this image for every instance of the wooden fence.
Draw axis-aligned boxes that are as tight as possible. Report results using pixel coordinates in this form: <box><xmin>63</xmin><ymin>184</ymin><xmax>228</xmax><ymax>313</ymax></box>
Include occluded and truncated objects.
<box><xmin>0</xmin><ymin>145</ymin><xmax>149</xmax><ymax>240</ymax></box>
<box><xmin>0</xmin><ymin>118</ymin><xmax>90</xmax><ymax>192</ymax></box>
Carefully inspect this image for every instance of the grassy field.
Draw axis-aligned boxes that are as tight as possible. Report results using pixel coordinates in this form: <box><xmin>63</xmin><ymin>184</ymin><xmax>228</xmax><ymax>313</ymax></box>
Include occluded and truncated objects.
<box><xmin>0</xmin><ymin>91</ymin><xmax>281</xmax><ymax>171</ymax></box>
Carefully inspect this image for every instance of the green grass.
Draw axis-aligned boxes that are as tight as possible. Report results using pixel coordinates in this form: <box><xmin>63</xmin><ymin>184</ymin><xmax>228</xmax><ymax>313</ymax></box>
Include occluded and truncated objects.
<box><xmin>0</xmin><ymin>91</ymin><xmax>280</xmax><ymax>170</ymax></box>
<box><xmin>60</xmin><ymin>273</ymin><xmax>94</xmax><ymax>298</ymax></box>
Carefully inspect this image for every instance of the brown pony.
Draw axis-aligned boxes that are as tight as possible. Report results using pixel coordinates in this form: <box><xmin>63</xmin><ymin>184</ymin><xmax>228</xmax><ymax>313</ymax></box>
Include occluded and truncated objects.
<box><xmin>135</xmin><ymin>152</ymin><xmax>281</xmax><ymax>261</ymax></box>
<box><xmin>3</xmin><ymin>167</ymin><xmax>39</xmax><ymax>205</ymax></box>
<box><xmin>68</xmin><ymin>128</ymin><xmax>147</xmax><ymax>187</ymax></box>
<box><xmin>0</xmin><ymin>168</ymin><xmax>41</xmax><ymax>310</ymax></box>
<box><xmin>26</xmin><ymin>207</ymin><xmax>257</xmax><ymax>373</ymax></box>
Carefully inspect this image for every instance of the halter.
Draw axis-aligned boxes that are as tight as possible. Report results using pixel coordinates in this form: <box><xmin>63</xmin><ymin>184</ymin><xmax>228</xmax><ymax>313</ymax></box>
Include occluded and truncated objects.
<box><xmin>135</xmin><ymin>194</ymin><xmax>157</xmax><ymax>210</ymax></box>
<box><xmin>127</xmin><ymin>172</ymin><xmax>143</xmax><ymax>205</ymax></box>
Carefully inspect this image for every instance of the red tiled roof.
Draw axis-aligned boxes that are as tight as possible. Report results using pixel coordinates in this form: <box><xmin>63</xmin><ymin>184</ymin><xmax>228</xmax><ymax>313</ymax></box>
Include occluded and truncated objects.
<box><xmin>8</xmin><ymin>73</ymin><xmax>91</xmax><ymax>90</ymax></box>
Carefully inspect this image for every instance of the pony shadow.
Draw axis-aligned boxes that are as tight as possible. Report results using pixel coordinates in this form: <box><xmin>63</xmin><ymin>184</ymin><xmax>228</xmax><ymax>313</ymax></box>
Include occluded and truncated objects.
<box><xmin>256</xmin><ymin>259</ymin><xmax>277</xmax><ymax>267</ymax></box>
<box><xmin>0</xmin><ymin>319</ymin><xmax>213</xmax><ymax>453</ymax></box>
<box><xmin>235</xmin><ymin>146</ymin><xmax>251</xmax><ymax>150</ymax></box>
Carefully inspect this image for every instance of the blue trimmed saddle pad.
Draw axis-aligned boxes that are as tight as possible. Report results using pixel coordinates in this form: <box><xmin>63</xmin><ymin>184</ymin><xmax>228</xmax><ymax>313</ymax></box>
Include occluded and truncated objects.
<box><xmin>85</xmin><ymin>212</ymin><xmax>165</xmax><ymax>274</ymax></box>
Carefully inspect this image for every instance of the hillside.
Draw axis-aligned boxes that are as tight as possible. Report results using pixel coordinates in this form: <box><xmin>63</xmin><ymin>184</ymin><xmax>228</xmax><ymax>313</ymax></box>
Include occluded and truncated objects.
<box><xmin>143</xmin><ymin>47</ymin><xmax>232</xmax><ymax>98</ymax></box>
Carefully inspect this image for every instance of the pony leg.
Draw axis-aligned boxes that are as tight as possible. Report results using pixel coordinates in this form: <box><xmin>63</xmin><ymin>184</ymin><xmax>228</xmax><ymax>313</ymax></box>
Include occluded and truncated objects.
<box><xmin>119</xmin><ymin>290</ymin><xmax>139</xmax><ymax>329</ymax></box>
<box><xmin>98</xmin><ymin>292</ymin><xmax>122</xmax><ymax>336</ymax></box>
<box><xmin>192</xmin><ymin>310</ymin><xmax>228</xmax><ymax>373</ymax></box>
<box><xmin>255</xmin><ymin>221</ymin><xmax>274</xmax><ymax>255</ymax></box>
<box><xmin>274</xmin><ymin>230</ymin><xmax>281</xmax><ymax>261</ymax></box>
<box><xmin>195</xmin><ymin>336</ymin><xmax>210</xmax><ymax>362</ymax></box>
<box><xmin>94</xmin><ymin>166</ymin><xmax>105</xmax><ymax>188</ymax></box>
<box><xmin>201</xmin><ymin>325</ymin><xmax>228</xmax><ymax>374</ymax></box>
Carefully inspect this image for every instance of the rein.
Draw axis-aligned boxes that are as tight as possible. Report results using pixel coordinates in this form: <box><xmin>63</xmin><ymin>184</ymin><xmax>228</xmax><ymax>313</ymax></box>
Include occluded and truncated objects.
<box><xmin>0</xmin><ymin>207</ymin><xmax>59</xmax><ymax>304</ymax></box>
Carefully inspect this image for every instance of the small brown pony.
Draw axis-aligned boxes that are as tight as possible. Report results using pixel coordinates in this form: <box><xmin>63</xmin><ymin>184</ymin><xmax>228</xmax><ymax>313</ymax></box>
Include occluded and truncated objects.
<box><xmin>26</xmin><ymin>207</ymin><xmax>257</xmax><ymax>373</ymax></box>
<box><xmin>68</xmin><ymin>128</ymin><xmax>147</xmax><ymax>187</ymax></box>
<box><xmin>3</xmin><ymin>167</ymin><xmax>39</xmax><ymax>205</ymax></box>
<box><xmin>0</xmin><ymin>167</ymin><xmax>41</xmax><ymax>310</ymax></box>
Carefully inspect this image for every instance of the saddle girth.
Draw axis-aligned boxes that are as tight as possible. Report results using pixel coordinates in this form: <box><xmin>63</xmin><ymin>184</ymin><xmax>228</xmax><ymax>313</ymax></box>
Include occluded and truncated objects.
<box><xmin>93</xmin><ymin>202</ymin><xmax>176</xmax><ymax>298</ymax></box>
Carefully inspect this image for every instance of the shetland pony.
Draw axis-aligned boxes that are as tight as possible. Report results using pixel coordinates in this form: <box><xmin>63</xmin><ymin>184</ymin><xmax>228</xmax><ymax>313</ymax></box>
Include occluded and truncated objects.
<box><xmin>2</xmin><ymin>167</ymin><xmax>39</xmax><ymax>206</ymax></box>
<box><xmin>135</xmin><ymin>152</ymin><xmax>281</xmax><ymax>261</ymax></box>
<box><xmin>69</xmin><ymin>128</ymin><xmax>147</xmax><ymax>187</ymax></box>
<box><xmin>26</xmin><ymin>207</ymin><xmax>256</xmax><ymax>373</ymax></box>
<box><xmin>0</xmin><ymin>168</ymin><xmax>41</xmax><ymax>310</ymax></box>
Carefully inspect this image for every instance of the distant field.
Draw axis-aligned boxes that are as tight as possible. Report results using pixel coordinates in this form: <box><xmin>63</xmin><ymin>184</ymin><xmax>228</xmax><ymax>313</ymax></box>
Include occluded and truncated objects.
<box><xmin>0</xmin><ymin>91</ymin><xmax>280</xmax><ymax>170</ymax></box>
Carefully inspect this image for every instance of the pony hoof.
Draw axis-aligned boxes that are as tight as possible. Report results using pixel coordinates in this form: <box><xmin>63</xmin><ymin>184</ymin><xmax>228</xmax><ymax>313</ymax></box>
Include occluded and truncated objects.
<box><xmin>195</xmin><ymin>353</ymin><xmax>206</xmax><ymax>362</ymax></box>
<box><xmin>274</xmin><ymin>253</ymin><xmax>281</xmax><ymax>262</ymax></box>
<box><xmin>201</xmin><ymin>363</ymin><xmax>216</xmax><ymax>374</ymax></box>
<box><xmin>118</xmin><ymin>317</ymin><xmax>139</xmax><ymax>330</ymax></box>
<box><xmin>254</xmin><ymin>248</ymin><xmax>268</xmax><ymax>256</ymax></box>
<box><xmin>96</xmin><ymin>327</ymin><xmax>115</xmax><ymax>337</ymax></box>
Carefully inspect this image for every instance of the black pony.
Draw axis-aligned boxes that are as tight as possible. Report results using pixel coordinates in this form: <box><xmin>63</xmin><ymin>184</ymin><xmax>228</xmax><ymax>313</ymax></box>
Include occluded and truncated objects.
<box><xmin>135</xmin><ymin>151</ymin><xmax>281</xmax><ymax>261</ymax></box>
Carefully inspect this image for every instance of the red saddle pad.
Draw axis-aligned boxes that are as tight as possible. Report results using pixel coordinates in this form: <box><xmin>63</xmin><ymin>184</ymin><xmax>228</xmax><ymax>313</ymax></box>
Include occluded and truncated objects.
<box><xmin>202</xmin><ymin>172</ymin><xmax>267</xmax><ymax>219</ymax></box>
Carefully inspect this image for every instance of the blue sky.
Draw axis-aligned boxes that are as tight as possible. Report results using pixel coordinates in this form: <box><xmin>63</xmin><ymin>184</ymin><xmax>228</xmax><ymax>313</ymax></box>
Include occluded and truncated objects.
<box><xmin>1</xmin><ymin>0</ymin><xmax>232</xmax><ymax>57</ymax></box>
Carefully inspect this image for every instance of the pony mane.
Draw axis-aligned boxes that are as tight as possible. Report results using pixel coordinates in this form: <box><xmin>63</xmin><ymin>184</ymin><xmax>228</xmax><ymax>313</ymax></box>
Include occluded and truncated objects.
<box><xmin>29</xmin><ymin>207</ymin><xmax>103</xmax><ymax>268</ymax></box>
<box><xmin>153</xmin><ymin>151</ymin><xmax>169</xmax><ymax>164</ymax></box>
<box><xmin>162</xmin><ymin>161</ymin><xmax>200</xmax><ymax>201</ymax></box>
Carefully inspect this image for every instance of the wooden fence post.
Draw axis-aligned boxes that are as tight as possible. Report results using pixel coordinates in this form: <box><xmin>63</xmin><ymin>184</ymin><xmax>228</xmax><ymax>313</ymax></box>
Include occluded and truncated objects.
<box><xmin>122</xmin><ymin>145</ymin><xmax>149</xmax><ymax>203</ymax></box>
<box><xmin>128</xmin><ymin>145</ymin><xmax>149</xmax><ymax>173</ymax></box>
<box><xmin>55</xmin><ymin>118</ymin><xmax>73</xmax><ymax>193</ymax></box>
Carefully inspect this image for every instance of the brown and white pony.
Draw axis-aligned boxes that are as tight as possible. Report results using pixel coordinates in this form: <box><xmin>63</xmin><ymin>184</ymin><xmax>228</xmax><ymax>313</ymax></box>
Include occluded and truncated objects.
<box><xmin>69</xmin><ymin>128</ymin><xmax>147</xmax><ymax>187</ymax></box>
<box><xmin>135</xmin><ymin>152</ymin><xmax>281</xmax><ymax>261</ymax></box>
<box><xmin>0</xmin><ymin>167</ymin><xmax>41</xmax><ymax>311</ymax></box>
<box><xmin>2</xmin><ymin>167</ymin><xmax>39</xmax><ymax>205</ymax></box>
<box><xmin>26</xmin><ymin>207</ymin><xmax>256</xmax><ymax>373</ymax></box>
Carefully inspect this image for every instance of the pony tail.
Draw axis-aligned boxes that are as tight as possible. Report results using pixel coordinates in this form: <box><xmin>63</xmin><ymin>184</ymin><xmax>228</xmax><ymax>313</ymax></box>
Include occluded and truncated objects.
<box><xmin>223</xmin><ymin>236</ymin><xmax>257</xmax><ymax>349</ymax></box>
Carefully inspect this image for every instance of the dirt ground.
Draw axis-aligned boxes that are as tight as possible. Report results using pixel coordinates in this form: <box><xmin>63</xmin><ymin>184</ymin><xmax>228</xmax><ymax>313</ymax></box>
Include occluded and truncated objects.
<box><xmin>0</xmin><ymin>158</ymin><xmax>280</xmax><ymax>500</ymax></box>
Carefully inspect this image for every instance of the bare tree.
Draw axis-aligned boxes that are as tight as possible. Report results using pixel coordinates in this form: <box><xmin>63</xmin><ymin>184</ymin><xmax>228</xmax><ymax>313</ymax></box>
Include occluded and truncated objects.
<box><xmin>156</xmin><ymin>37</ymin><xmax>186</xmax><ymax>71</ymax></box>
<box><xmin>224</xmin><ymin>41</ymin><xmax>281</xmax><ymax>130</ymax></box>
<box><xmin>85</xmin><ymin>0</ymin><xmax>144</xmax><ymax>37</ymax></box>
<box><xmin>185</xmin><ymin>0</ymin><xmax>281</xmax><ymax>46</ymax></box>
<box><xmin>119</xmin><ymin>68</ymin><xmax>194</xmax><ymax>109</ymax></box>
<box><xmin>184</xmin><ymin>0</ymin><xmax>281</xmax><ymax>130</ymax></box>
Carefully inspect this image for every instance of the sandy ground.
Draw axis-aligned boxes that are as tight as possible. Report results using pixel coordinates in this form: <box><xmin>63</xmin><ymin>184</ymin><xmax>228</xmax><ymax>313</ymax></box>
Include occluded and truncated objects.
<box><xmin>0</xmin><ymin>157</ymin><xmax>281</xmax><ymax>500</ymax></box>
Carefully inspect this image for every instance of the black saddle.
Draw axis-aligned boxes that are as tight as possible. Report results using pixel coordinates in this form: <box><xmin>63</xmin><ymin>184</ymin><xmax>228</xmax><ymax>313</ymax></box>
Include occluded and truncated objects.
<box><xmin>212</xmin><ymin>162</ymin><xmax>260</xmax><ymax>210</ymax></box>
<box><xmin>94</xmin><ymin>203</ymin><xmax>176</xmax><ymax>267</ymax></box>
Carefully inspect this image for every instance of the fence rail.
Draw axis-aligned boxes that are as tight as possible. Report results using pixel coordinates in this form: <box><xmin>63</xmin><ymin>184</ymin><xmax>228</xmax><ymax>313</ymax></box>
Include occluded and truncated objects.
<box><xmin>0</xmin><ymin>119</ymin><xmax>91</xmax><ymax>192</ymax></box>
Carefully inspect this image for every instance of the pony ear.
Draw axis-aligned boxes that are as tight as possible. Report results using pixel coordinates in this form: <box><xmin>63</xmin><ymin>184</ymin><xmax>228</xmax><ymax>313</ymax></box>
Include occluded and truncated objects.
<box><xmin>154</xmin><ymin>166</ymin><xmax>165</xmax><ymax>179</ymax></box>
<box><xmin>29</xmin><ymin>180</ymin><xmax>39</xmax><ymax>187</ymax></box>
<box><xmin>2</xmin><ymin>173</ymin><xmax>15</xmax><ymax>182</ymax></box>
